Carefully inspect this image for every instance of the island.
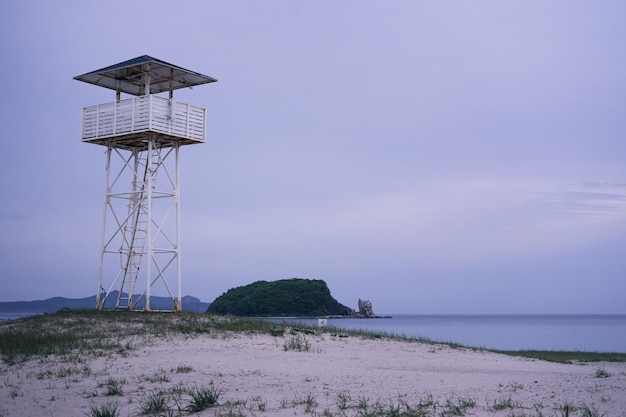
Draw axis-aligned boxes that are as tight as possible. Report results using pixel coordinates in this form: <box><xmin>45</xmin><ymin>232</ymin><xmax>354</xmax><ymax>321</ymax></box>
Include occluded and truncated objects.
<box><xmin>207</xmin><ymin>278</ymin><xmax>355</xmax><ymax>317</ymax></box>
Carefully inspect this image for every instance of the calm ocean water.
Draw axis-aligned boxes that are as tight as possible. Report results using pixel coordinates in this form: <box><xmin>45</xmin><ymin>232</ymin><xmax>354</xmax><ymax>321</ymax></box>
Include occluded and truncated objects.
<box><xmin>0</xmin><ymin>312</ymin><xmax>41</xmax><ymax>321</ymax></box>
<box><xmin>270</xmin><ymin>315</ymin><xmax>626</xmax><ymax>353</ymax></box>
<box><xmin>3</xmin><ymin>312</ymin><xmax>625</xmax><ymax>352</ymax></box>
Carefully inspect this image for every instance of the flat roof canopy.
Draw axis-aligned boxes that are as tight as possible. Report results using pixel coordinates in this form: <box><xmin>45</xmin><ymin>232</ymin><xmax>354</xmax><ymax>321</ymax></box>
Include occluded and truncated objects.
<box><xmin>74</xmin><ymin>55</ymin><xmax>217</xmax><ymax>96</ymax></box>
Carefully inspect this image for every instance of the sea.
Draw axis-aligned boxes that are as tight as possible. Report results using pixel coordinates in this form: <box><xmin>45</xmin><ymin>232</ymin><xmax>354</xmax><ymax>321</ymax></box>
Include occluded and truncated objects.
<box><xmin>268</xmin><ymin>314</ymin><xmax>626</xmax><ymax>353</ymax></box>
<box><xmin>0</xmin><ymin>312</ymin><xmax>40</xmax><ymax>321</ymax></box>
<box><xmin>3</xmin><ymin>312</ymin><xmax>625</xmax><ymax>353</ymax></box>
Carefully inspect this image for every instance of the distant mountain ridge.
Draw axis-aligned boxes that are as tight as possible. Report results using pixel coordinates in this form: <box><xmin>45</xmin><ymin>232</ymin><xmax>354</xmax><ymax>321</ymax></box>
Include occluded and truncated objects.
<box><xmin>0</xmin><ymin>292</ymin><xmax>210</xmax><ymax>313</ymax></box>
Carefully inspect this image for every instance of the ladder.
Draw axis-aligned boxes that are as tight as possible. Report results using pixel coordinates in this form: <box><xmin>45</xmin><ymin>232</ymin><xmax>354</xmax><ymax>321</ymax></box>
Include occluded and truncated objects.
<box><xmin>116</xmin><ymin>152</ymin><xmax>150</xmax><ymax>309</ymax></box>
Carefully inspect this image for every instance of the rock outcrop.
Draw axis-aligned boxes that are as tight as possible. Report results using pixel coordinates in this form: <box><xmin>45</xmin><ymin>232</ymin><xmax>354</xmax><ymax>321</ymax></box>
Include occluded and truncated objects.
<box><xmin>357</xmin><ymin>299</ymin><xmax>376</xmax><ymax>318</ymax></box>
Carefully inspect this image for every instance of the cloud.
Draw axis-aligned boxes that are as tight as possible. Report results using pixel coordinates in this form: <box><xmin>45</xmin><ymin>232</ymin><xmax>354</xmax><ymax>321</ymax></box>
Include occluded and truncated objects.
<box><xmin>184</xmin><ymin>176</ymin><xmax>626</xmax><ymax>275</ymax></box>
<box><xmin>537</xmin><ymin>189</ymin><xmax>626</xmax><ymax>217</ymax></box>
<box><xmin>0</xmin><ymin>210</ymin><xmax>31</xmax><ymax>221</ymax></box>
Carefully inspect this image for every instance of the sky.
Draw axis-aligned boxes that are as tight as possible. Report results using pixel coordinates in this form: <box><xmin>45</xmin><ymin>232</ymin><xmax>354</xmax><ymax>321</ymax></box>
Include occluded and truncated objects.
<box><xmin>1</xmin><ymin>1</ymin><xmax>625</xmax><ymax>314</ymax></box>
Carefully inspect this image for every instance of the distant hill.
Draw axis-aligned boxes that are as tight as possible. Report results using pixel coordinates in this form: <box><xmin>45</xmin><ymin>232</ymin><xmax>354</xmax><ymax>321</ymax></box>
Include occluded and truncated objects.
<box><xmin>207</xmin><ymin>278</ymin><xmax>355</xmax><ymax>317</ymax></box>
<box><xmin>0</xmin><ymin>292</ymin><xmax>210</xmax><ymax>313</ymax></box>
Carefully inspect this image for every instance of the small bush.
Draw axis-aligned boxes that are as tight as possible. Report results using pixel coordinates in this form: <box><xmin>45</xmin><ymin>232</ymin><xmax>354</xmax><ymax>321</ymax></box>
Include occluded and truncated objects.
<box><xmin>103</xmin><ymin>378</ymin><xmax>124</xmax><ymax>396</ymax></box>
<box><xmin>558</xmin><ymin>402</ymin><xmax>577</xmax><ymax>417</ymax></box>
<box><xmin>138</xmin><ymin>391</ymin><xmax>169</xmax><ymax>415</ymax></box>
<box><xmin>173</xmin><ymin>364</ymin><xmax>193</xmax><ymax>374</ymax></box>
<box><xmin>214</xmin><ymin>405</ymin><xmax>247</xmax><ymax>417</ymax></box>
<box><xmin>336</xmin><ymin>390</ymin><xmax>351</xmax><ymax>410</ymax></box>
<box><xmin>283</xmin><ymin>333</ymin><xmax>311</xmax><ymax>352</ymax></box>
<box><xmin>138</xmin><ymin>369</ymin><xmax>170</xmax><ymax>383</ymax></box>
<box><xmin>87</xmin><ymin>401</ymin><xmax>119</xmax><ymax>417</ymax></box>
<box><xmin>580</xmin><ymin>404</ymin><xmax>606</xmax><ymax>417</ymax></box>
<box><xmin>304</xmin><ymin>392</ymin><xmax>318</xmax><ymax>412</ymax></box>
<box><xmin>250</xmin><ymin>396</ymin><xmax>266</xmax><ymax>411</ymax></box>
<box><xmin>187</xmin><ymin>384</ymin><xmax>222</xmax><ymax>412</ymax></box>
<box><xmin>445</xmin><ymin>394</ymin><xmax>476</xmax><ymax>415</ymax></box>
<box><xmin>269</xmin><ymin>328</ymin><xmax>284</xmax><ymax>337</ymax></box>
<box><xmin>488</xmin><ymin>396</ymin><xmax>518</xmax><ymax>411</ymax></box>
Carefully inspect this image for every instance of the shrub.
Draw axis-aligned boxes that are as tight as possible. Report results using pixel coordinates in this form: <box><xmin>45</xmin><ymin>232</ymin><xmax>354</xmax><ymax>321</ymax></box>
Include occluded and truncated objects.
<box><xmin>138</xmin><ymin>391</ymin><xmax>169</xmax><ymax>415</ymax></box>
<box><xmin>87</xmin><ymin>401</ymin><xmax>119</xmax><ymax>417</ymax></box>
<box><xmin>103</xmin><ymin>378</ymin><xmax>124</xmax><ymax>396</ymax></box>
<box><xmin>283</xmin><ymin>333</ymin><xmax>311</xmax><ymax>352</ymax></box>
<box><xmin>187</xmin><ymin>384</ymin><xmax>222</xmax><ymax>412</ymax></box>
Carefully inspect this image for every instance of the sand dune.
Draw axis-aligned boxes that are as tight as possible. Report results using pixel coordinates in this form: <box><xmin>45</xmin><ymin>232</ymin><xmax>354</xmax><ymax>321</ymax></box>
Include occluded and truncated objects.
<box><xmin>1</xmin><ymin>330</ymin><xmax>625</xmax><ymax>416</ymax></box>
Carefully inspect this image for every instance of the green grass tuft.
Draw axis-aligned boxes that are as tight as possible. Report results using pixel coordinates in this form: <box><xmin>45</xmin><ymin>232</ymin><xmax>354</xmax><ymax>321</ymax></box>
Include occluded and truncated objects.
<box><xmin>138</xmin><ymin>391</ymin><xmax>169</xmax><ymax>415</ymax></box>
<box><xmin>187</xmin><ymin>383</ymin><xmax>222</xmax><ymax>412</ymax></box>
<box><xmin>283</xmin><ymin>333</ymin><xmax>311</xmax><ymax>352</ymax></box>
<box><xmin>87</xmin><ymin>401</ymin><xmax>119</xmax><ymax>417</ymax></box>
<box><xmin>103</xmin><ymin>377</ymin><xmax>124</xmax><ymax>396</ymax></box>
<box><xmin>594</xmin><ymin>367</ymin><xmax>611</xmax><ymax>378</ymax></box>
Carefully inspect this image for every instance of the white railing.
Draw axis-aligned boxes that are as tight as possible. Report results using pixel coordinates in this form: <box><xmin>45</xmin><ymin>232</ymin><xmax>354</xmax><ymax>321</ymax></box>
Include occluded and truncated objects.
<box><xmin>81</xmin><ymin>95</ymin><xmax>206</xmax><ymax>142</ymax></box>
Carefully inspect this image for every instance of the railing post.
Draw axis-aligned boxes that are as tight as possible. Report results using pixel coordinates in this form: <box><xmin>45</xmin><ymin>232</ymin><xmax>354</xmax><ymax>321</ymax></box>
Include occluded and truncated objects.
<box><xmin>202</xmin><ymin>107</ymin><xmax>206</xmax><ymax>141</ymax></box>
<box><xmin>186</xmin><ymin>102</ymin><xmax>190</xmax><ymax>139</ymax></box>
<box><xmin>96</xmin><ymin>104</ymin><xmax>100</xmax><ymax>138</ymax></box>
<box><xmin>148</xmin><ymin>95</ymin><xmax>153</xmax><ymax>131</ymax></box>
<box><xmin>168</xmin><ymin>98</ymin><xmax>174</xmax><ymax>135</ymax></box>
<box><xmin>113</xmin><ymin>101</ymin><xmax>117</xmax><ymax>135</ymax></box>
<box><xmin>131</xmin><ymin>97</ymin><xmax>136</xmax><ymax>132</ymax></box>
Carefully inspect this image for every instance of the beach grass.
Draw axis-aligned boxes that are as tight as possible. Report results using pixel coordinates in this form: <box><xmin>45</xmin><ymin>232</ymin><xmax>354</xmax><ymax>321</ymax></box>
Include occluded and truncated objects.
<box><xmin>0</xmin><ymin>311</ymin><xmax>623</xmax><ymax>417</ymax></box>
<box><xmin>493</xmin><ymin>349</ymin><xmax>626</xmax><ymax>364</ymax></box>
<box><xmin>138</xmin><ymin>390</ymin><xmax>169</xmax><ymax>414</ymax></box>
<box><xmin>187</xmin><ymin>383</ymin><xmax>223</xmax><ymax>412</ymax></box>
<box><xmin>87</xmin><ymin>400</ymin><xmax>120</xmax><ymax>417</ymax></box>
<box><xmin>1</xmin><ymin>310</ymin><xmax>625</xmax><ymax>366</ymax></box>
<box><xmin>102</xmin><ymin>377</ymin><xmax>124</xmax><ymax>396</ymax></box>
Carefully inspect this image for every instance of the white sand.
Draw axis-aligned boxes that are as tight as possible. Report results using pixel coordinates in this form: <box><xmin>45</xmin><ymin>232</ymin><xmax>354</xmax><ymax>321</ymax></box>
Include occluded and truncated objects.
<box><xmin>1</xmin><ymin>331</ymin><xmax>625</xmax><ymax>416</ymax></box>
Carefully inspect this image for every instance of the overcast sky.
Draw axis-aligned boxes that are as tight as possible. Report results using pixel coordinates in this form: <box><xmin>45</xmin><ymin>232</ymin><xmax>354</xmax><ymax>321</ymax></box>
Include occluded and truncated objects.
<box><xmin>1</xmin><ymin>1</ymin><xmax>625</xmax><ymax>314</ymax></box>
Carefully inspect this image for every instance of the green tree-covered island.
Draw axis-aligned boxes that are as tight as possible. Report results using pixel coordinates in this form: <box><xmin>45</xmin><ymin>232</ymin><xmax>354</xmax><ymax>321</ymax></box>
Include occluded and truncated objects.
<box><xmin>207</xmin><ymin>278</ymin><xmax>356</xmax><ymax>317</ymax></box>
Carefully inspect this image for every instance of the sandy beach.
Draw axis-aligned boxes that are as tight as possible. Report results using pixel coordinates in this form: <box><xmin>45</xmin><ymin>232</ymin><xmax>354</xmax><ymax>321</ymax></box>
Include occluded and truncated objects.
<box><xmin>1</xmin><ymin>326</ymin><xmax>625</xmax><ymax>417</ymax></box>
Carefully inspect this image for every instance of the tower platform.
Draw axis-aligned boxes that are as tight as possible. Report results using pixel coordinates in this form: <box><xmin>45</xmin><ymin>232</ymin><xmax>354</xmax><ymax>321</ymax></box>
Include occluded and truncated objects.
<box><xmin>80</xmin><ymin>95</ymin><xmax>206</xmax><ymax>151</ymax></box>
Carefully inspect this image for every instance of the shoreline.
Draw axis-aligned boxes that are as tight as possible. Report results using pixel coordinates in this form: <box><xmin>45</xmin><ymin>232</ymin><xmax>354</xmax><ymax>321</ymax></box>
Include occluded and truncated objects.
<box><xmin>0</xmin><ymin>309</ymin><xmax>626</xmax><ymax>355</ymax></box>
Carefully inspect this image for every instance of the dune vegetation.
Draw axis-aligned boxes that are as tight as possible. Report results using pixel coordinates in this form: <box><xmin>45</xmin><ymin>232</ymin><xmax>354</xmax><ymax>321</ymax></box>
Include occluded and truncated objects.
<box><xmin>1</xmin><ymin>310</ymin><xmax>625</xmax><ymax>417</ymax></box>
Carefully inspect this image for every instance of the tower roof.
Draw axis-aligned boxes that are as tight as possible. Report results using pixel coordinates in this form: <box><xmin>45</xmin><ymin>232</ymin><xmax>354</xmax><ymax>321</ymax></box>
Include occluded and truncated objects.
<box><xmin>74</xmin><ymin>55</ymin><xmax>217</xmax><ymax>96</ymax></box>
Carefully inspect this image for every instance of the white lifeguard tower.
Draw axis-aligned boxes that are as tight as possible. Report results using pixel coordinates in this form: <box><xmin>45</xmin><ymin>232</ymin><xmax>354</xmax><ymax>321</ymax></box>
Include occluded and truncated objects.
<box><xmin>74</xmin><ymin>56</ymin><xmax>217</xmax><ymax>311</ymax></box>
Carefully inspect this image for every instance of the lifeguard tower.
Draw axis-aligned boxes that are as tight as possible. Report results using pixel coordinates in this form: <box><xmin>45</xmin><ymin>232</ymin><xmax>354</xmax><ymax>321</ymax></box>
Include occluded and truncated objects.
<box><xmin>74</xmin><ymin>56</ymin><xmax>217</xmax><ymax>311</ymax></box>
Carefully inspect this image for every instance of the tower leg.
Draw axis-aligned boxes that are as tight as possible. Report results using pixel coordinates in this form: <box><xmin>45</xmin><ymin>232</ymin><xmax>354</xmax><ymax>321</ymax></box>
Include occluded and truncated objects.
<box><xmin>175</xmin><ymin>145</ymin><xmax>182</xmax><ymax>312</ymax></box>
<box><xmin>145</xmin><ymin>139</ymin><xmax>153</xmax><ymax>312</ymax></box>
<box><xmin>95</xmin><ymin>146</ymin><xmax>112</xmax><ymax>310</ymax></box>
